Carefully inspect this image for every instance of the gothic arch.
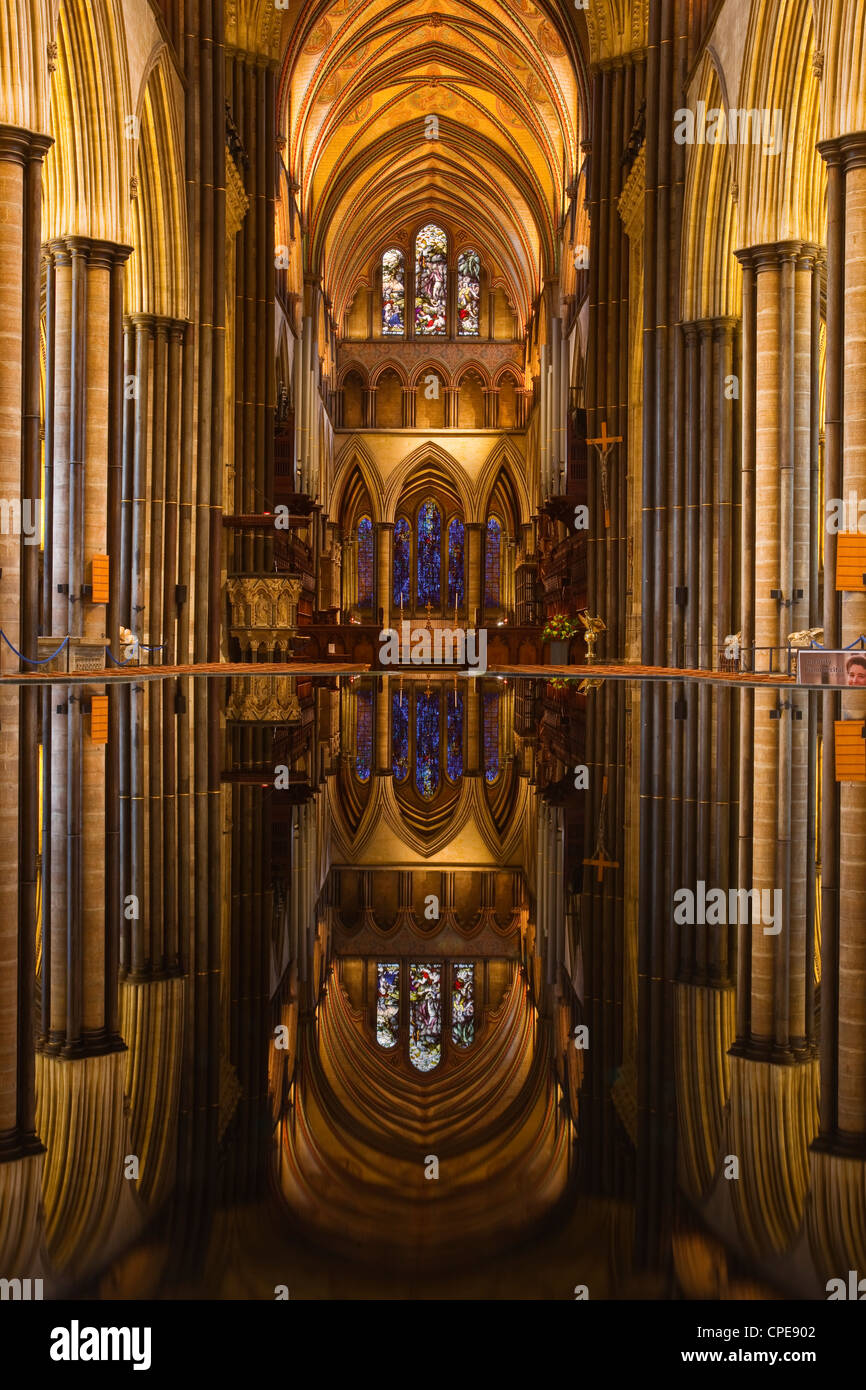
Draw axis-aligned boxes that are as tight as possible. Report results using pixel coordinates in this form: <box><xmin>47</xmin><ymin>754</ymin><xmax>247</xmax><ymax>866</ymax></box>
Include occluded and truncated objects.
<box><xmin>126</xmin><ymin>47</ymin><xmax>189</xmax><ymax>319</ymax></box>
<box><xmin>680</xmin><ymin>53</ymin><xmax>741</xmax><ymax>321</ymax></box>
<box><xmin>382</xmin><ymin>442</ymin><xmax>474</xmax><ymax>525</ymax></box>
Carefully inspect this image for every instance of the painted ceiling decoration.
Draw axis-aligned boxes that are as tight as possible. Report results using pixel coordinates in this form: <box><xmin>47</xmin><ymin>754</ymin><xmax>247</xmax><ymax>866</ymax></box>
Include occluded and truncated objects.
<box><xmin>281</xmin><ymin>0</ymin><xmax>584</xmax><ymax>332</ymax></box>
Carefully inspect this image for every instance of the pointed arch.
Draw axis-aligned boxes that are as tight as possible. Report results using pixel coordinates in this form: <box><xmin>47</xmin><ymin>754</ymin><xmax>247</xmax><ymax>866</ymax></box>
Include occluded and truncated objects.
<box><xmin>126</xmin><ymin>46</ymin><xmax>189</xmax><ymax>318</ymax></box>
<box><xmin>680</xmin><ymin>52</ymin><xmax>741</xmax><ymax>321</ymax></box>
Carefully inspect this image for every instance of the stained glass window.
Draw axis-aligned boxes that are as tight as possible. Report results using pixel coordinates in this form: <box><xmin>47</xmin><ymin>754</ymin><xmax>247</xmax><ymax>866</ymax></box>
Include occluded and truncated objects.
<box><xmin>415</xmin><ymin>224</ymin><xmax>447</xmax><ymax>335</ymax></box>
<box><xmin>483</xmin><ymin>689</ymin><xmax>500</xmax><ymax>783</ymax></box>
<box><xmin>354</xmin><ymin>688</ymin><xmax>373</xmax><ymax>782</ymax></box>
<box><xmin>393</xmin><ymin>515</ymin><xmax>410</xmax><ymax>609</ymax></box>
<box><xmin>392</xmin><ymin>688</ymin><xmax>409</xmax><ymax>781</ymax></box>
<box><xmin>415</xmin><ymin>688</ymin><xmax>440</xmax><ymax>798</ymax></box>
<box><xmin>409</xmin><ymin>963</ymin><xmax>442</xmax><ymax>1071</ymax></box>
<box><xmin>451</xmin><ymin>963</ymin><xmax>475</xmax><ymax>1046</ymax></box>
<box><xmin>446</xmin><ymin>689</ymin><xmax>463</xmax><ymax>781</ymax></box>
<box><xmin>376</xmin><ymin>963</ymin><xmax>400</xmax><ymax>1047</ymax></box>
<box><xmin>417</xmin><ymin>500</ymin><xmax>442</xmax><ymax>609</ymax></box>
<box><xmin>485</xmin><ymin>515</ymin><xmax>502</xmax><ymax>607</ymax></box>
<box><xmin>457</xmin><ymin>250</ymin><xmax>480</xmax><ymax>336</ymax></box>
<box><xmin>357</xmin><ymin>514</ymin><xmax>374</xmax><ymax>609</ymax></box>
<box><xmin>447</xmin><ymin>516</ymin><xmax>465</xmax><ymax>611</ymax></box>
<box><xmin>382</xmin><ymin>249</ymin><xmax>405</xmax><ymax>335</ymax></box>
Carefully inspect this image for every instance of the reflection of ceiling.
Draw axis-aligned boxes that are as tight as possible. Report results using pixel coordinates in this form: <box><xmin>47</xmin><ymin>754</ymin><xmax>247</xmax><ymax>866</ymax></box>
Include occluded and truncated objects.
<box><xmin>278</xmin><ymin>961</ymin><xmax>570</xmax><ymax>1262</ymax></box>
<box><xmin>281</xmin><ymin>0</ymin><xmax>584</xmax><ymax>329</ymax></box>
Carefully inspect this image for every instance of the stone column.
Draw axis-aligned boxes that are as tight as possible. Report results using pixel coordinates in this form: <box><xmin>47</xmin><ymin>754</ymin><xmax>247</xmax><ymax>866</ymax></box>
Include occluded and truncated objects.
<box><xmin>466</xmin><ymin>523</ymin><xmax>483</xmax><ymax>627</ymax></box>
<box><xmin>401</xmin><ymin>386</ymin><xmax>416</xmax><ymax>428</ymax></box>
<box><xmin>43</xmin><ymin>235</ymin><xmax>130</xmax><ymax>1058</ymax></box>
<box><xmin>375</xmin><ymin>521</ymin><xmax>393</xmax><ymax>628</ymax></box>
<box><xmin>0</xmin><ymin>125</ymin><xmax>51</xmax><ymax>1160</ymax></box>
<box><xmin>363</xmin><ymin>386</ymin><xmax>376</xmax><ymax>428</ymax></box>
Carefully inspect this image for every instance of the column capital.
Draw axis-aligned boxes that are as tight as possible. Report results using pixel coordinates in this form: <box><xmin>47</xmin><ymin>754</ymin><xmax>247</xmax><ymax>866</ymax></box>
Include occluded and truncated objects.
<box><xmin>373</xmin><ymin>520</ymin><xmax>394</xmax><ymax>532</ymax></box>
<box><xmin>817</xmin><ymin>131</ymin><xmax>866</xmax><ymax>171</ymax></box>
<box><xmin>0</xmin><ymin>125</ymin><xmax>52</xmax><ymax>164</ymax></box>
<box><xmin>46</xmin><ymin>235</ymin><xmax>133</xmax><ymax>268</ymax></box>
<box><xmin>734</xmin><ymin>239</ymin><xmax>823</xmax><ymax>271</ymax></box>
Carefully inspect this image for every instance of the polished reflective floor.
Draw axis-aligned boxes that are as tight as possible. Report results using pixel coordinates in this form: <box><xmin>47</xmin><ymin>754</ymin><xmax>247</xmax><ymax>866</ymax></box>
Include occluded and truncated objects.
<box><xmin>3</xmin><ymin>670</ymin><xmax>863</xmax><ymax>1300</ymax></box>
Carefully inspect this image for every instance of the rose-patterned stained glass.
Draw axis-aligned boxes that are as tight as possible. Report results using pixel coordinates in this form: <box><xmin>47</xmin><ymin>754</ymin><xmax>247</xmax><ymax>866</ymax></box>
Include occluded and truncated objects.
<box><xmin>392</xmin><ymin>688</ymin><xmax>409</xmax><ymax>781</ymax></box>
<box><xmin>393</xmin><ymin>515</ymin><xmax>410</xmax><ymax>608</ymax></box>
<box><xmin>382</xmin><ymin>249</ymin><xmax>405</xmax><ymax>335</ymax></box>
<box><xmin>417</xmin><ymin>500</ymin><xmax>441</xmax><ymax>609</ymax></box>
<box><xmin>376</xmin><ymin>962</ymin><xmax>400</xmax><ymax>1047</ymax></box>
<box><xmin>447</xmin><ymin>516</ymin><xmax>465</xmax><ymax>610</ymax></box>
<box><xmin>457</xmin><ymin>250</ymin><xmax>480</xmax><ymax>335</ymax></box>
<box><xmin>415</xmin><ymin>688</ymin><xmax>440</xmax><ymax>798</ymax></box>
<box><xmin>483</xmin><ymin>689</ymin><xmax>500</xmax><ymax>783</ymax></box>
<box><xmin>415</xmin><ymin>224</ymin><xmax>447</xmax><ymax>335</ymax></box>
<box><xmin>485</xmin><ymin>515</ymin><xmax>502</xmax><ymax>607</ymax></box>
<box><xmin>451</xmin><ymin>962</ymin><xmax>475</xmax><ymax>1046</ymax></box>
<box><xmin>357</xmin><ymin>514</ymin><xmax>374</xmax><ymax>609</ymax></box>
<box><xmin>446</xmin><ymin>689</ymin><xmax>463</xmax><ymax>781</ymax></box>
<box><xmin>354</xmin><ymin>688</ymin><xmax>373</xmax><ymax>782</ymax></box>
<box><xmin>409</xmin><ymin>962</ymin><xmax>442</xmax><ymax>1071</ymax></box>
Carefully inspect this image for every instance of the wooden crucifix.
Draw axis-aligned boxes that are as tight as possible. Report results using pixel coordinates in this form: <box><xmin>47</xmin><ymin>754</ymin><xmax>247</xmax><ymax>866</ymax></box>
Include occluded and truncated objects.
<box><xmin>583</xmin><ymin>775</ymin><xmax>619</xmax><ymax>883</ymax></box>
<box><xmin>586</xmin><ymin>420</ymin><xmax>623</xmax><ymax>530</ymax></box>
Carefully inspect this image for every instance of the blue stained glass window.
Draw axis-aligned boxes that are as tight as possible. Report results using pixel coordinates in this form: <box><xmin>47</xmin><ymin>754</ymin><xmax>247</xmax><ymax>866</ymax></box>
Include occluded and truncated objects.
<box><xmin>451</xmin><ymin>963</ymin><xmax>475</xmax><ymax>1046</ymax></box>
<box><xmin>357</xmin><ymin>515</ymin><xmax>374</xmax><ymax>609</ymax></box>
<box><xmin>382</xmin><ymin>249</ymin><xmax>405</xmax><ymax>335</ymax></box>
<box><xmin>409</xmin><ymin>963</ymin><xmax>442</xmax><ymax>1070</ymax></box>
<box><xmin>392</xmin><ymin>688</ymin><xmax>409</xmax><ymax>781</ymax></box>
<box><xmin>415</xmin><ymin>689</ymin><xmax>440</xmax><ymax>798</ymax></box>
<box><xmin>376</xmin><ymin>963</ymin><xmax>400</xmax><ymax>1047</ymax></box>
<box><xmin>415</xmin><ymin>224</ymin><xmax>447</xmax><ymax>335</ymax></box>
<box><xmin>446</xmin><ymin>689</ymin><xmax>463</xmax><ymax>781</ymax></box>
<box><xmin>485</xmin><ymin>515</ymin><xmax>502</xmax><ymax>607</ymax></box>
<box><xmin>483</xmin><ymin>689</ymin><xmax>500</xmax><ymax>784</ymax></box>
<box><xmin>417</xmin><ymin>500</ymin><xmax>441</xmax><ymax>609</ymax></box>
<box><xmin>447</xmin><ymin>516</ymin><xmax>465</xmax><ymax>611</ymax></box>
<box><xmin>457</xmin><ymin>250</ymin><xmax>480</xmax><ymax>336</ymax></box>
<box><xmin>393</xmin><ymin>516</ymin><xmax>410</xmax><ymax>609</ymax></box>
<box><xmin>354</xmin><ymin>688</ymin><xmax>373</xmax><ymax>782</ymax></box>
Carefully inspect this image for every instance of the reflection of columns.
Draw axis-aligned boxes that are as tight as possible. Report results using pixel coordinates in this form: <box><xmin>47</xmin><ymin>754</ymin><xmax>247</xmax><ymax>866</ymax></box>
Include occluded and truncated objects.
<box><xmin>466</xmin><ymin>523</ymin><xmax>482</xmax><ymax>627</ymax></box>
<box><xmin>401</xmin><ymin>386</ymin><xmax>416</xmax><ymax>428</ymax></box>
<box><xmin>818</xmin><ymin>134</ymin><xmax>866</xmax><ymax>1141</ymax></box>
<box><xmin>0</xmin><ymin>126</ymin><xmax>51</xmax><ymax>1159</ymax></box>
<box><xmin>375</xmin><ymin>677</ymin><xmax>390</xmax><ymax>774</ymax></box>
<box><xmin>465</xmin><ymin>683</ymin><xmax>480</xmax><ymax>775</ymax></box>
<box><xmin>732</xmin><ymin>242</ymin><xmax>819</xmax><ymax>1059</ymax></box>
<box><xmin>375</xmin><ymin>521</ymin><xmax>393</xmax><ymax>627</ymax></box>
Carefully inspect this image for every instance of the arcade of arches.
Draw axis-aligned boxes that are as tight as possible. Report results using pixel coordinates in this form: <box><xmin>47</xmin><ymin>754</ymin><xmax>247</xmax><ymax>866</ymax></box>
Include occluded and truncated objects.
<box><xmin>1</xmin><ymin>0</ymin><xmax>866</xmax><ymax>1302</ymax></box>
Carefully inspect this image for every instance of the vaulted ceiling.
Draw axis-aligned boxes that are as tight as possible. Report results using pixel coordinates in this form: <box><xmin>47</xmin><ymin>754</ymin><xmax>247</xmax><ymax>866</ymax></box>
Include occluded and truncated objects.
<box><xmin>280</xmin><ymin>0</ymin><xmax>588</xmax><ymax>331</ymax></box>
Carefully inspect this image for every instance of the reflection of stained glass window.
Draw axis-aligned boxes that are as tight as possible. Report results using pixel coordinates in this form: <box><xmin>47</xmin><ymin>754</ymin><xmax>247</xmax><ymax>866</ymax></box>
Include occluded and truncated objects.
<box><xmin>451</xmin><ymin>963</ymin><xmax>475</xmax><ymax>1046</ymax></box>
<box><xmin>447</xmin><ymin>516</ymin><xmax>464</xmax><ymax>610</ymax></box>
<box><xmin>392</xmin><ymin>688</ymin><xmax>409</xmax><ymax>781</ymax></box>
<box><xmin>354</xmin><ymin>689</ymin><xmax>373</xmax><ymax>782</ymax></box>
<box><xmin>376</xmin><ymin>963</ymin><xmax>400</xmax><ymax>1046</ymax></box>
<box><xmin>393</xmin><ymin>516</ymin><xmax>410</xmax><ymax>608</ymax></box>
<box><xmin>357</xmin><ymin>515</ymin><xmax>374</xmax><ymax>609</ymax></box>
<box><xmin>485</xmin><ymin>515</ymin><xmax>502</xmax><ymax>607</ymax></box>
<box><xmin>409</xmin><ymin>963</ymin><xmax>442</xmax><ymax>1070</ymax></box>
<box><xmin>416</xmin><ymin>689</ymin><xmax>440</xmax><ymax>798</ymax></box>
<box><xmin>417</xmin><ymin>500</ymin><xmax>441</xmax><ymax>609</ymax></box>
<box><xmin>483</xmin><ymin>690</ymin><xmax>500</xmax><ymax>783</ymax></box>
<box><xmin>457</xmin><ymin>250</ymin><xmax>480</xmax><ymax>336</ymax></box>
<box><xmin>446</xmin><ymin>690</ymin><xmax>463</xmax><ymax>781</ymax></box>
<box><xmin>415</xmin><ymin>224</ymin><xmax>447</xmax><ymax>335</ymax></box>
<box><xmin>382</xmin><ymin>249</ymin><xmax>405</xmax><ymax>335</ymax></box>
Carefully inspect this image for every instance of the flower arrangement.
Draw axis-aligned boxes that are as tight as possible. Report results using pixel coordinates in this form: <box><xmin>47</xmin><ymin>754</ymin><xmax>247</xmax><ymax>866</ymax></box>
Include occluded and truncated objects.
<box><xmin>542</xmin><ymin>613</ymin><xmax>580</xmax><ymax>643</ymax></box>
